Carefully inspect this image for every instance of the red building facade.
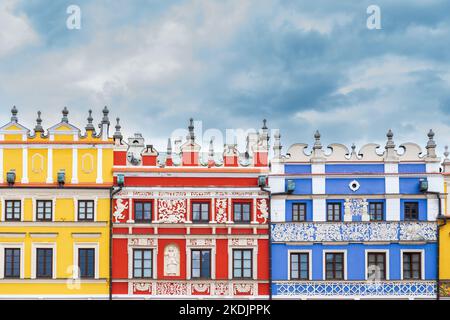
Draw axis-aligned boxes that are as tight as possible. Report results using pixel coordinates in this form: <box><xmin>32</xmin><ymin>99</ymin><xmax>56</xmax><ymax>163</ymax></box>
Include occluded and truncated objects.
<box><xmin>111</xmin><ymin>120</ymin><xmax>270</xmax><ymax>299</ymax></box>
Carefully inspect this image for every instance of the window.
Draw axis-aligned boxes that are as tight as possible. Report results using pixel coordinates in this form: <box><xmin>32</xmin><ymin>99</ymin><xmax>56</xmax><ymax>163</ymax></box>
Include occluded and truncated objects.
<box><xmin>325</xmin><ymin>252</ymin><xmax>344</xmax><ymax>280</ymax></box>
<box><xmin>292</xmin><ymin>203</ymin><xmax>307</xmax><ymax>222</ymax></box>
<box><xmin>191</xmin><ymin>249</ymin><xmax>211</xmax><ymax>279</ymax></box>
<box><xmin>133</xmin><ymin>249</ymin><xmax>152</xmax><ymax>278</ymax></box>
<box><xmin>369</xmin><ymin>202</ymin><xmax>384</xmax><ymax>221</ymax></box>
<box><xmin>36</xmin><ymin>248</ymin><xmax>53</xmax><ymax>278</ymax></box>
<box><xmin>4</xmin><ymin>248</ymin><xmax>20</xmax><ymax>278</ymax></box>
<box><xmin>290</xmin><ymin>253</ymin><xmax>309</xmax><ymax>280</ymax></box>
<box><xmin>36</xmin><ymin>200</ymin><xmax>52</xmax><ymax>221</ymax></box>
<box><xmin>404</xmin><ymin>202</ymin><xmax>419</xmax><ymax>221</ymax></box>
<box><xmin>134</xmin><ymin>201</ymin><xmax>152</xmax><ymax>223</ymax></box>
<box><xmin>233</xmin><ymin>202</ymin><xmax>251</xmax><ymax>223</ymax></box>
<box><xmin>192</xmin><ymin>202</ymin><xmax>209</xmax><ymax>223</ymax></box>
<box><xmin>327</xmin><ymin>203</ymin><xmax>341</xmax><ymax>222</ymax></box>
<box><xmin>367</xmin><ymin>252</ymin><xmax>386</xmax><ymax>280</ymax></box>
<box><xmin>5</xmin><ymin>200</ymin><xmax>21</xmax><ymax>221</ymax></box>
<box><xmin>403</xmin><ymin>252</ymin><xmax>422</xmax><ymax>280</ymax></box>
<box><xmin>233</xmin><ymin>249</ymin><xmax>252</xmax><ymax>279</ymax></box>
<box><xmin>78</xmin><ymin>248</ymin><xmax>95</xmax><ymax>278</ymax></box>
<box><xmin>78</xmin><ymin>200</ymin><xmax>94</xmax><ymax>221</ymax></box>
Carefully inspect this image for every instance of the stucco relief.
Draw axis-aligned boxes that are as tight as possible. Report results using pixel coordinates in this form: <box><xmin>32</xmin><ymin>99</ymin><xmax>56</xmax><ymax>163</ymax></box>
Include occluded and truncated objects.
<box><xmin>215</xmin><ymin>198</ymin><xmax>228</xmax><ymax>223</ymax></box>
<box><xmin>164</xmin><ymin>244</ymin><xmax>180</xmax><ymax>276</ymax></box>
<box><xmin>158</xmin><ymin>199</ymin><xmax>186</xmax><ymax>223</ymax></box>
<box><xmin>113</xmin><ymin>198</ymin><xmax>129</xmax><ymax>223</ymax></box>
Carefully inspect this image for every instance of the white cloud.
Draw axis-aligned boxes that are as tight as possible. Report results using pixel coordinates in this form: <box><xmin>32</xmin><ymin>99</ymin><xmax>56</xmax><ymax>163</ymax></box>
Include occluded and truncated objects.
<box><xmin>0</xmin><ymin>0</ymin><xmax>38</xmax><ymax>58</ymax></box>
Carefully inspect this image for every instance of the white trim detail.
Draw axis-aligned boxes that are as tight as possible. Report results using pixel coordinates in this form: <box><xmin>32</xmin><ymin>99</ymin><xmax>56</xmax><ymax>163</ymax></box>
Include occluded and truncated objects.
<box><xmin>322</xmin><ymin>250</ymin><xmax>347</xmax><ymax>281</ymax></box>
<box><xmin>287</xmin><ymin>249</ymin><xmax>312</xmax><ymax>280</ymax></box>
<box><xmin>400</xmin><ymin>249</ymin><xmax>425</xmax><ymax>280</ymax></box>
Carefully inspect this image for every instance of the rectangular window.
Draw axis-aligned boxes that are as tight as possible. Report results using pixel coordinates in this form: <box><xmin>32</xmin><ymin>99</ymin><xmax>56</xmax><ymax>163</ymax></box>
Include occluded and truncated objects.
<box><xmin>327</xmin><ymin>203</ymin><xmax>341</xmax><ymax>222</ymax></box>
<box><xmin>233</xmin><ymin>202</ymin><xmax>251</xmax><ymax>223</ymax></box>
<box><xmin>5</xmin><ymin>200</ymin><xmax>21</xmax><ymax>221</ymax></box>
<box><xmin>290</xmin><ymin>253</ymin><xmax>309</xmax><ymax>280</ymax></box>
<box><xmin>134</xmin><ymin>201</ymin><xmax>152</xmax><ymax>223</ymax></box>
<box><xmin>404</xmin><ymin>202</ymin><xmax>419</xmax><ymax>221</ymax></box>
<box><xmin>36</xmin><ymin>248</ymin><xmax>53</xmax><ymax>278</ymax></box>
<box><xmin>4</xmin><ymin>248</ymin><xmax>20</xmax><ymax>278</ymax></box>
<box><xmin>78</xmin><ymin>248</ymin><xmax>95</xmax><ymax>278</ymax></box>
<box><xmin>292</xmin><ymin>203</ymin><xmax>307</xmax><ymax>222</ymax></box>
<box><xmin>325</xmin><ymin>252</ymin><xmax>344</xmax><ymax>280</ymax></box>
<box><xmin>191</xmin><ymin>249</ymin><xmax>211</xmax><ymax>279</ymax></box>
<box><xmin>369</xmin><ymin>202</ymin><xmax>384</xmax><ymax>221</ymax></box>
<box><xmin>403</xmin><ymin>252</ymin><xmax>422</xmax><ymax>280</ymax></box>
<box><xmin>133</xmin><ymin>249</ymin><xmax>152</xmax><ymax>278</ymax></box>
<box><xmin>36</xmin><ymin>200</ymin><xmax>52</xmax><ymax>221</ymax></box>
<box><xmin>78</xmin><ymin>200</ymin><xmax>94</xmax><ymax>221</ymax></box>
<box><xmin>192</xmin><ymin>202</ymin><xmax>210</xmax><ymax>223</ymax></box>
<box><xmin>233</xmin><ymin>249</ymin><xmax>252</xmax><ymax>279</ymax></box>
<box><xmin>367</xmin><ymin>252</ymin><xmax>386</xmax><ymax>280</ymax></box>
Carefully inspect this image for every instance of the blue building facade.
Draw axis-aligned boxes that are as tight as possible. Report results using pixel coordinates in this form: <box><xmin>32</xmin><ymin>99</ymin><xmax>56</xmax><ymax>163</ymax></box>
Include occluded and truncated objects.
<box><xmin>269</xmin><ymin>130</ymin><xmax>443</xmax><ymax>299</ymax></box>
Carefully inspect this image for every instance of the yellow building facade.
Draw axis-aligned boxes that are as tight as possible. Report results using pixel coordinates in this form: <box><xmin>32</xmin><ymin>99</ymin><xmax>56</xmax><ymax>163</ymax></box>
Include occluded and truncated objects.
<box><xmin>0</xmin><ymin>107</ymin><xmax>115</xmax><ymax>299</ymax></box>
<box><xmin>440</xmin><ymin>148</ymin><xmax>450</xmax><ymax>299</ymax></box>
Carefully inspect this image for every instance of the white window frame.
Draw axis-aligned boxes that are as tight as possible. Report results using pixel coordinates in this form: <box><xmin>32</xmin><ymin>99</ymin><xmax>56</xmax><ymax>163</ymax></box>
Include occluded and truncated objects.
<box><xmin>31</xmin><ymin>243</ymin><xmax>57</xmax><ymax>279</ymax></box>
<box><xmin>1</xmin><ymin>197</ymin><xmax>24</xmax><ymax>222</ymax></box>
<box><xmin>0</xmin><ymin>243</ymin><xmax>25</xmax><ymax>279</ymax></box>
<box><xmin>400</xmin><ymin>249</ymin><xmax>425</xmax><ymax>280</ymax></box>
<box><xmin>228</xmin><ymin>246</ymin><xmax>257</xmax><ymax>280</ymax></box>
<box><xmin>128</xmin><ymin>247</ymin><xmax>157</xmax><ymax>280</ymax></box>
<box><xmin>33</xmin><ymin>197</ymin><xmax>56</xmax><ymax>222</ymax></box>
<box><xmin>187</xmin><ymin>245</ymin><xmax>216</xmax><ymax>280</ymax></box>
<box><xmin>74</xmin><ymin>196</ymin><xmax>98</xmax><ymax>222</ymax></box>
<box><xmin>287</xmin><ymin>249</ymin><xmax>312</xmax><ymax>280</ymax></box>
<box><xmin>73</xmin><ymin>243</ymin><xmax>99</xmax><ymax>279</ymax></box>
<box><xmin>322</xmin><ymin>250</ymin><xmax>347</xmax><ymax>281</ymax></box>
<box><xmin>364</xmin><ymin>249</ymin><xmax>390</xmax><ymax>281</ymax></box>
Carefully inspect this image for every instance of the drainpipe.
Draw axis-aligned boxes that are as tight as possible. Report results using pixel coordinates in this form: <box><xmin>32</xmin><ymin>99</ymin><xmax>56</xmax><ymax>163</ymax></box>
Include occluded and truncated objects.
<box><xmin>109</xmin><ymin>185</ymin><xmax>122</xmax><ymax>301</ymax></box>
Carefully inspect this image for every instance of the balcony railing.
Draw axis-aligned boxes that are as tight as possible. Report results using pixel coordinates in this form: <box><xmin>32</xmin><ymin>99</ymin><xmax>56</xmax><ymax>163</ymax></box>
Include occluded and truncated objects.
<box><xmin>273</xmin><ymin>280</ymin><xmax>436</xmax><ymax>299</ymax></box>
<box><xmin>271</xmin><ymin>221</ymin><xmax>437</xmax><ymax>242</ymax></box>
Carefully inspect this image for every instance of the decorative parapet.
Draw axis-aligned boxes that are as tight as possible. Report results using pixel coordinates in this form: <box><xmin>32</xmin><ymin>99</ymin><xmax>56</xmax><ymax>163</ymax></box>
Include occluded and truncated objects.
<box><xmin>273</xmin><ymin>281</ymin><xmax>436</xmax><ymax>298</ymax></box>
<box><xmin>271</xmin><ymin>221</ymin><xmax>437</xmax><ymax>242</ymax></box>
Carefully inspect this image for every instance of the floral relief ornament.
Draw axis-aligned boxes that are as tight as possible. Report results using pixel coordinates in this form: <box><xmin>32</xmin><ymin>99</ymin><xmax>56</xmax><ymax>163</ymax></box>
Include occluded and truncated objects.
<box><xmin>158</xmin><ymin>199</ymin><xmax>187</xmax><ymax>223</ymax></box>
<box><xmin>215</xmin><ymin>198</ymin><xmax>228</xmax><ymax>223</ymax></box>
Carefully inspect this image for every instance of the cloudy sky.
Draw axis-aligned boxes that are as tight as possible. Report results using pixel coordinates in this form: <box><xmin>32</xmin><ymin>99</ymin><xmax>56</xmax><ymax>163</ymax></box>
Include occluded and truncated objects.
<box><xmin>0</xmin><ymin>0</ymin><xmax>449</xmax><ymax>155</ymax></box>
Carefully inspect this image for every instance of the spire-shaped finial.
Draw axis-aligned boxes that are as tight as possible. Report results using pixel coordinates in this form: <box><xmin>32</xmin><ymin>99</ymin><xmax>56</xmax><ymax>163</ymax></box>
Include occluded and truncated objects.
<box><xmin>313</xmin><ymin>130</ymin><xmax>322</xmax><ymax>150</ymax></box>
<box><xmin>427</xmin><ymin>129</ymin><xmax>436</xmax><ymax>148</ymax></box>
<box><xmin>444</xmin><ymin>145</ymin><xmax>449</xmax><ymax>160</ymax></box>
<box><xmin>34</xmin><ymin>111</ymin><xmax>44</xmax><ymax>132</ymax></box>
<box><xmin>11</xmin><ymin>106</ymin><xmax>18</xmax><ymax>122</ymax></box>
<box><xmin>167</xmin><ymin>138</ymin><xmax>172</xmax><ymax>156</ymax></box>
<box><xmin>62</xmin><ymin>107</ymin><xmax>69</xmax><ymax>123</ymax></box>
<box><xmin>187</xmin><ymin>118</ymin><xmax>195</xmax><ymax>142</ymax></box>
<box><xmin>273</xmin><ymin>129</ymin><xmax>282</xmax><ymax>158</ymax></box>
<box><xmin>351</xmin><ymin>143</ymin><xmax>356</xmax><ymax>153</ymax></box>
<box><xmin>85</xmin><ymin>109</ymin><xmax>95</xmax><ymax>131</ymax></box>
<box><xmin>262</xmin><ymin>119</ymin><xmax>267</xmax><ymax>130</ymax></box>
<box><xmin>385</xmin><ymin>129</ymin><xmax>395</xmax><ymax>149</ymax></box>
<box><xmin>102</xmin><ymin>106</ymin><xmax>110</xmax><ymax>124</ymax></box>
<box><xmin>113</xmin><ymin>117</ymin><xmax>122</xmax><ymax>141</ymax></box>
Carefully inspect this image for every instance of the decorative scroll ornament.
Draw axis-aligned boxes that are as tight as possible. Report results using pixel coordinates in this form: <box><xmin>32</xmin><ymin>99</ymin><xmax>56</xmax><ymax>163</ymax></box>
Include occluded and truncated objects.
<box><xmin>192</xmin><ymin>283</ymin><xmax>210</xmax><ymax>293</ymax></box>
<box><xmin>257</xmin><ymin>199</ymin><xmax>269</xmax><ymax>223</ymax></box>
<box><xmin>113</xmin><ymin>198</ymin><xmax>129</xmax><ymax>223</ymax></box>
<box><xmin>158</xmin><ymin>199</ymin><xmax>186</xmax><ymax>223</ymax></box>
<box><xmin>133</xmin><ymin>282</ymin><xmax>151</xmax><ymax>293</ymax></box>
<box><xmin>215</xmin><ymin>198</ymin><xmax>228</xmax><ymax>223</ymax></box>
<box><xmin>344</xmin><ymin>198</ymin><xmax>369</xmax><ymax>222</ymax></box>
<box><xmin>233</xmin><ymin>283</ymin><xmax>255</xmax><ymax>295</ymax></box>
<box><xmin>214</xmin><ymin>282</ymin><xmax>230</xmax><ymax>296</ymax></box>
<box><xmin>156</xmin><ymin>282</ymin><xmax>187</xmax><ymax>295</ymax></box>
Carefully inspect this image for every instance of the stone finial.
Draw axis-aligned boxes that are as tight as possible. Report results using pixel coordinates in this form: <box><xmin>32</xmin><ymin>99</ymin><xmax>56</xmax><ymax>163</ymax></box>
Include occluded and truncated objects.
<box><xmin>187</xmin><ymin>118</ymin><xmax>195</xmax><ymax>142</ymax></box>
<box><xmin>167</xmin><ymin>138</ymin><xmax>172</xmax><ymax>156</ymax></box>
<box><xmin>262</xmin><ymin>119</ymin><xmax>268</xmax><ymax>130</ymax></box>
<box><xmin>34</xmin><ymin>111</ymin><xmax>44</xmax><ymax>132</ymax></box>
<box><xmin>273</xmin><ymin>130</ymin><xmax>282</xmax><ymax>158</ymax></box>
<box><xmin>313</xmin><ymin>130</ymin><xmax>322</xmax><ymax>150</ymax></box>
<box><xmin>62</xmin><ymin>107</ymin><xmax>69</xmax><ymax>123</ymax></box>
<box><xmin>385</xmin><ymin>129</ymin><xmax>395</xmax><ymax>149</ymax></box>
<box><xmin>426</xmin><ymin>129</ymin><xmax>437</xmax><ymax>158</ymax></box>
<box><xmin>444</xmin><ymin>145</ymin><xmax>449</xmax><ymax>160</ymax></box>
<box><xmin>351</xmin><ymin>143</ymin><xmax>356</xmax><ymax>154</ymax></box>
<box><xmin>85</xmin><ymin>109</ymin><xmax>95</xmax><ymax>131</ymax></box>
<box><xmin>209</xmin><ymin>138</ymin><xmax>215</xmax><ymax>157</ymax></box>
<box><xmin>102</xmin><ymin>106</ymin><xmax>110</xmax><ymax>124</ymax></box>
<box><xmin>11</xmin><ymin>106</ymin><xmax>18</xmax><ymax>122</ymax></box>
<box><xmin>113</xmin><ymin>117</ymin><xmax>123</xmax><ymax>141</ymax></box>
